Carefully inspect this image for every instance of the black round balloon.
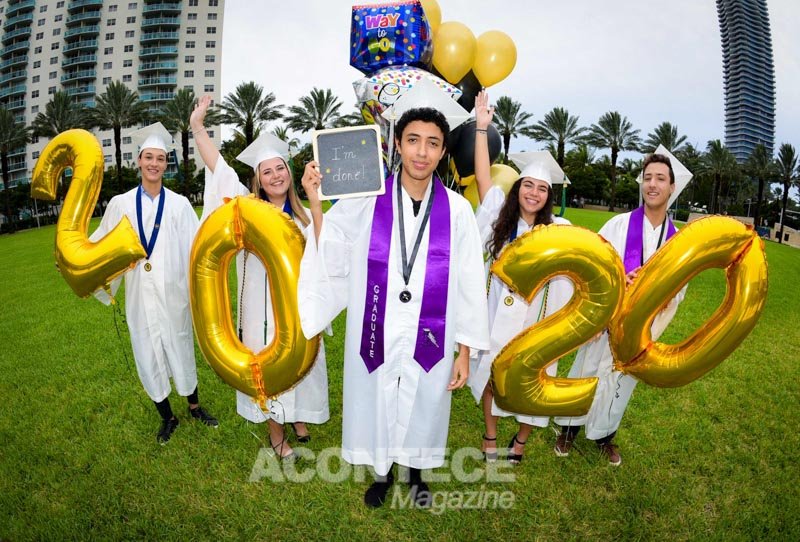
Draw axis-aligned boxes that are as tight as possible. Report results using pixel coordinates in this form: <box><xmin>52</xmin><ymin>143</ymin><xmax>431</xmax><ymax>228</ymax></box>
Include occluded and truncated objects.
<box><xmin>450</xmin><ymin>120</ymin><xmax>502</xmax><ymax>177</ymax></box>
<box><xmin>455</xmin><ymin>70</ymin><xmax>482</xmax><ymax>110</ymax></box>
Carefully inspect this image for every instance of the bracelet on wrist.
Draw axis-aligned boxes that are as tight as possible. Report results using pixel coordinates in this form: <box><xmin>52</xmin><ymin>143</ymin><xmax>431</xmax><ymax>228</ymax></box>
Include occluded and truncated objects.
<box><xmin>475</xmin><ymin>128</ymin><xmax>488</xmax><ymax>134</ymax></box>
<box><xmin>192</xmin><ymin>127</ymin><xmax>206</xmax><ymax>135</ymax></box>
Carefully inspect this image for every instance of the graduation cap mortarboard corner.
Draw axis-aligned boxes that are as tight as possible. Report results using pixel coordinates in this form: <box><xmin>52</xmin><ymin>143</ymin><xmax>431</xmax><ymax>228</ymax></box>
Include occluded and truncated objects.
<box><xmin>130</xmin><ymin>122</ymin><xmax>175</xmax><ymax>154</ymax></box>
<box><xmin>381</xmin><ymin>76</ymin><xmax>471</xmax><ymax>132</ymax></box>
<box><xmin>636</xmin><ymin>144</ymin><xmax>693</xmax><ymax>207</ymax></box>
<box><xmin>508</xmin><ymin>151</ymin><xmax>566</xmax><ymax>187</ymax></box>
<box><xmin>236</xmin><ymin>132</ymin><xmax>291</xmax><ymax>172</ymax></box>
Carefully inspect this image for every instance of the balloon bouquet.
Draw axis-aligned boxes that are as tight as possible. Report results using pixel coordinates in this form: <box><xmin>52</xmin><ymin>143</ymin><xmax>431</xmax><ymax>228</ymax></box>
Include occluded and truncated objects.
<box><xmin>350</xmin><ymin>0</ymin><xmax>516</xmax><ymax>198</ymax></box>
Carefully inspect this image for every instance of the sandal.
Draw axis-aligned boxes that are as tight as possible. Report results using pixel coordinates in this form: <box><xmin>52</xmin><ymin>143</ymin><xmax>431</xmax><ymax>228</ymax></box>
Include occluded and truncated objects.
<box><xmin>270</xmin><ymin>436</ymin><xmax>296</xmax><ymax>461</ymax></box>
<box><xmin>482</xmin><ymin>434</ymin><xmax>498</xmax><ymax>462</ymax></box>
<box><xmin>507</xmin><ymin>433</ymin><xmax>527</xmax><ymax>465</ymax></box>
<box><xmin>291</xmin><ymin>423</ymin><xmax>311</xmax><ymax>443</ymax></box>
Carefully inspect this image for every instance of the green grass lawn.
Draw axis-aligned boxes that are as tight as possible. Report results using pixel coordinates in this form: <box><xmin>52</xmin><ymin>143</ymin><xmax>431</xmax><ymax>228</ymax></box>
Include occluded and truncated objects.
<box><xmin>1</xmin><ymin>208</ymin><xmax>798</xmax><ymax>540</ymax></box>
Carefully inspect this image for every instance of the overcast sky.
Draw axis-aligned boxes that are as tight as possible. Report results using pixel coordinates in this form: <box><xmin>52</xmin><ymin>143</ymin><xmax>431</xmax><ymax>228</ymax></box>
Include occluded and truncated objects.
<box><xmin>220</xmin><ymin>0</ymin><xmax>799</xmax><ymax>158</ymax></box>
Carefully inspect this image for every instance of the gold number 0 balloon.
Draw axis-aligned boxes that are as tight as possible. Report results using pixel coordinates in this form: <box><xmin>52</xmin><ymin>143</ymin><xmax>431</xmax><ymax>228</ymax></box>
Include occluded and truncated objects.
<box><xmin>490</xmin><ymin>224</ymin><xmax>626</xmax><ymax>416</ymax></box>
<box><xmin>30</xmin><ymin>129</ymin><xmax>145</xmax><ymax>297</ymax></box>
<box><xmin>190</xmin><ymin>196</ymin><xmax>319</xmax><ymax>406</ymax></box>
<box><xmin>611</xmin><ymin>216</ymin><xmax>768</xmax><ymax>387</ymax></box>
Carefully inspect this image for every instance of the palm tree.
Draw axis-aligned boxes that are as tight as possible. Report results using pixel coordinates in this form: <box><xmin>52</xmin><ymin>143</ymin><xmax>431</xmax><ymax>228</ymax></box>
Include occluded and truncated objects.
<box><xmin>218</xmin><ymin>81</ymin><xmax>282</xmax><ymax>145</ymax></box>
<box><xmin>523</xmin><ymin>107</ymin><xmax>586</xmax><ymax>167</ymax></box>
<box><xmin>0</xmin><ymin>108</ymin><xmax>31</xmax><ymax>232</ymax></box>
<box><xmin>32</xmin><ymin>91</ymin><xmax>94</xmax><ymax>201</ymax></box>
<box><xmin>285</xmin><ymin>87</ymin><xmax>343</xmax><ymax>132</ymax></box>
<box><xmin>585</xmin><ymin>111</ymin><xmax>642</xmax><ymax>211</ymax></box>
<box><xmin>90</xmin><ymin>81</ymin><xmax>150</xmax><ymax>194</ymax></box>
<box><xmin>702</xmin><ymin>140</ymin><xmax>737</xmax><ymax>214</ymax></box>
<box><xmin>158</xmin><ymin>88</ymin><xmax>221</xmax><ymax>196</ymax></box>
<box><xmin>335</xmin><ymin>110</ymin><xmax>366</xmax><ymax>128</ymax></box>
<box><xmin>271</xmin><ymin>125</ymin><xmax>300</xmax><ymax>154</ymax></box>
<box><xmin>775</xmin><ymin>143</ymin><xmax>797</xmax><ymax>243</ymax></box>
<box><xmin>642</xmin><ymin>122</ymin><xmax>688</xmax><ymax>154</ymax></box>
<box><xmin>492</xmin><ymin>96</ymin><xmax>533</xmax><ymax>164</ymax></box>
<box><xmin>746</xmin><ymin>144</ymin><xmax>776</xmax><ymax>229</ymax></box>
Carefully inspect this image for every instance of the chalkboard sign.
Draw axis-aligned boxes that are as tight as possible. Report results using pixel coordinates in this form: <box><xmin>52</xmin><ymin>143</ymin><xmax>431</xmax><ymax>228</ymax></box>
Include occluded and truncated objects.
<box><xmin>312</xmin><ymin>125</ymin><xmax>385</xmax><ymax>200</ymax></box>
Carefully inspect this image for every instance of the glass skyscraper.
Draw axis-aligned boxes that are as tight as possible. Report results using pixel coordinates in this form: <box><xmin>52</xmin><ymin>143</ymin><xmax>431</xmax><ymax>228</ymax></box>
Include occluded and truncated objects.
<box><xmin>717</xmin><ymin>0</ymin><xmax>776</xmax><ymax>163</ymax></box>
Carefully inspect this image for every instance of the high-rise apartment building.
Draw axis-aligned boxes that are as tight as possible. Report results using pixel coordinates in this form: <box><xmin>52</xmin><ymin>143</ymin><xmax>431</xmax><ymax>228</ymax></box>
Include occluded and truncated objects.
<box><xmin>717</xmin><ymin>0</ymin><xmax>775</xmax><ymax>163</ymax></box>
<box><xmin>0</xmin><ymin>0</ymin><xmax>224</xmax><ymax>188</ymax></box>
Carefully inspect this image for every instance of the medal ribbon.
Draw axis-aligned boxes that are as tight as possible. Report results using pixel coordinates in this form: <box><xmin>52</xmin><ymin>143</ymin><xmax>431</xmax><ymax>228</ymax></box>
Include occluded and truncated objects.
<box><xmin>136</xmin><ymin>184</ymin><xmax>166</xmax><ymax>261</ymax></box>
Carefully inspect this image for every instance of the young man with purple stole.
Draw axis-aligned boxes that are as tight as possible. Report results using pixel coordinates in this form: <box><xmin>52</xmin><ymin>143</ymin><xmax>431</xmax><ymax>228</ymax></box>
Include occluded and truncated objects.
<box><xmin>553</xmin><ymin>150</ymin><xmax>690</xmax><ymax>466</ymax></box>
<box><xmin>298</xmin><ymin>107</ymin><xmax>490</xmax><ymax>508</ymax></box>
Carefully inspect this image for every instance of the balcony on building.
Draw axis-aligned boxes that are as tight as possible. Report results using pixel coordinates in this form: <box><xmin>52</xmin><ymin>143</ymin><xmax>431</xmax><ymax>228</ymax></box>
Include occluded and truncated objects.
<box><xmin>5</xmin><ymin>0</ymin><xmax>36</xmax><ymax>19</ymax></box>
<box><xmin>61</xmin><ymin>69</ymin><xmax>96</xmax><ymax>83</ymax></box>
<box><xmin>3</xmin><ymin>97</ymin><xmax>25</xmax><ymax>111</ymax></box>
<box><xmin>140</xmin><ymin>90</ymin><xmax>176</xmax><ymax>102</ymax></box>
<box><xmin>139</xmin><ymin>45</ymin><xmax>178</xmax><ymax>58</ymax></box>
<box><xmin>0</xmin><ymin>54</ymin><xmax>27</xmax><ymax>69</ymax></box>
<box><xmin>1</xmin><ymin>26</ymin><xmax>32</xmax><ymax>45</ymax></box>
<box><xmin>138</xmin><ymin>76</ymin><xmax>177</xmax><ymax>88</ymax></box>
<box><xmin>141</xmin><ymin>17</ymin><xmax>181</xmax><ymax>29</ymax></box>
<box><xmin>140</xmin><ymin>31</ymin><xmax>180</xmax><ymax>44</ymax></box>
<box><xmin>0</xmin><ymin>84</ymin><xmax>25</xmax><ymax>99</ymax></box>
<box><xmin>63</xmin><ymin>39</ymin><xmax>98</xmax><ymax>53</ymax></box>
<box><xmin>65</xmin><ymin>11</ymin><xmax>102</xmax><ymax>26</ymax></box>
<box><xmin>142</xmin><ymin>3</ymin><xmax>182</xmax><ymax>15</ymax></box>
<box><xmin>3</xmin><ymin>12</ymin><xmax>34</xmax><ymax>31</ymax></box>
<box><xmin>0</xmin><ymin>69</ymin><xmax>26</xmax><ymax>85</ymax></box>
<box><xmin>62</xmin><ymin>53</ymin><xmax>97</xmax><ymax>68</ymax></box>
<box><xmin>0</xmin><ymin>41</ymin><xmax>30</xmax><ymax>57</ymax></box>
<box><xmin>64</xmin><ymin>84</ymin><xmax>96</xmax><ymax>98</ymax></box>
<box><xmin>67</xmin><ymin>0</ymin><xmax>104</xmax><ymax>14</ymax></box>
<box><xmin>64</xmin><ymin>25</ymin><xmax>100</xmax><ymax>41</ymax></box>
<box><xmin>138</xmin><ymin>60</ymin><xmax>177</xmax><ymax>73</ymax></box>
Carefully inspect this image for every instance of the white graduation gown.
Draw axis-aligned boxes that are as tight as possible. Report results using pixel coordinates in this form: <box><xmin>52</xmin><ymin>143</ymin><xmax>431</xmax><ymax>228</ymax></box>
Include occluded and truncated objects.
<box><xmin>553</xmin><ymin>211</ymin><xmax>686</xmax><ymax>440</ymax></box>
<box><xmin>298</xmin><ymin>181</ymin><xmax>490</xmax><ymax>476</ymax></box>
<box><xmin>200</xmin><ymin>156</ymin><xmax>329</xmax><ymax>425</ymax></box>
<box><xmin>468</xmin><ymin>186</ymin><xmax>575</xmax><ymax>426</ymax></box>
<box><xmin>91</xmin><ymin>187</ymin><xmax>199</xmax><ymax>402</ymax></box>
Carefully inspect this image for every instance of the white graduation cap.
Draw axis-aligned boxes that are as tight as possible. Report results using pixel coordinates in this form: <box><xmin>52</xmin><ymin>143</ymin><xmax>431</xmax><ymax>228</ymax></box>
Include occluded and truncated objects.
<box><xmin>508</xmin><ymin>151</ymin><xmax>566</xmax><ymax>187</ymax></box>
<box><xmin>236</xmin><ymin>131</ymin><xmax>291</xmax><ymax>172</ymax></box>
<box><xmin>637</xmin><ymin>144</ymin><xmax>693</xmax><ymax>207</ymax></box>
<box><xmin>381</xmin><ymin>76</ymin><xmax>470</xmax><ymax>132</ymax></box>
<box><xmin>130</xmin><ymin>122</ymin><xmax>174</xmax><ymax>154</ymax></box>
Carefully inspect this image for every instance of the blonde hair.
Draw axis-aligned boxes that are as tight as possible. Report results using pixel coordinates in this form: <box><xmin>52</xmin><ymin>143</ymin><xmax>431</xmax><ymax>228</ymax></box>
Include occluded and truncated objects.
<box><xmin>250</xmin><ymin>158</ymin><xmax>310</xmax><ymax>228</ymax></box>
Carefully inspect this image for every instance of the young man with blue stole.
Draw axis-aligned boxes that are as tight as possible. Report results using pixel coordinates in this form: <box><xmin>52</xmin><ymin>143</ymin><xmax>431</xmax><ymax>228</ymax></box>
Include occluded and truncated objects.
<box><xmin>553</xmin><ymin>148</ymin><xmax>691</xmax><ymax>465</ymax></box>
<box><xmin>90</xmin><ymin>122</ymin><xmax>218</xmax><ymax>444</ymax></box>
<box><xmin>298</xmin><ymin>95</ymin><xmax>490</xmax><ymax>508</ymax></box>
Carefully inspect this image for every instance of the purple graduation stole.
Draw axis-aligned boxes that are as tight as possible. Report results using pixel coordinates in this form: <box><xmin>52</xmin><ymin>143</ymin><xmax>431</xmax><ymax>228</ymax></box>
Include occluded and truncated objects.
<box><xmin>359</xmin><ymin>174</ymin><xmax>451</xmax><ymax>373</ymax></box>
<box><xmin>623</xmin><ymin>206</ymin><xmax>677</xmax><ymax>274</ymax></box>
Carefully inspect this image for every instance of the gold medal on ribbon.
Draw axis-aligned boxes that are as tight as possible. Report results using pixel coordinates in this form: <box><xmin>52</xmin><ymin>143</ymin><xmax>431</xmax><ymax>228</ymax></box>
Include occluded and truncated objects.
<box><xmin>144</xmin><ymin>262</ymin><xmax>152</xmax><ymax>272</ymax></box>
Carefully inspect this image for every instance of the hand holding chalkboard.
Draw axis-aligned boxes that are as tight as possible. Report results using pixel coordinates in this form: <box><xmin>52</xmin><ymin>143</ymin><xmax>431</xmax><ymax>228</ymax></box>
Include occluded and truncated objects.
<box><xmin>311</xmin><ymin>125</ymin><xmax>385</xmax><ymax>200</ymax></box>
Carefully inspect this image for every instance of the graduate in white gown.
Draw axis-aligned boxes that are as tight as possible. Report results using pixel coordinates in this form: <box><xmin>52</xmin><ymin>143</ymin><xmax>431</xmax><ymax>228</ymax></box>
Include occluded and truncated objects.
<box><xmin>553</xmin><ymin>150</ymin><xmax>690</xmax><ymax>466</ymax></box>
<box><xmin>466</xmin><ymin>91</ymin><xmax>575</xmax><ymax>465</ymax></box>
<box><xmin>298</xmin><ymin>106</ymin><xmax>490</xmax><ymax>508</ymax></box>
<box><xmin>190</xmin><ymin>96</ymin><xmax>329</xmax><ymax>459</ymax></box>
<box><xmin>90</xmin><ymin>122</ymin><xmax>218</xmax><ymax>444</ymax></box>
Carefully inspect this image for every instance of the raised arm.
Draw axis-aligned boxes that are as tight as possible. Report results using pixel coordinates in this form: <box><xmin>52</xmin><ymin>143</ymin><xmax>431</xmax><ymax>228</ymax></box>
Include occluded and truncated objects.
<box><xmin>189</xmin><ymin>94</ymin><xmax>220</xmax><ymax>172</ymax></box>
<box><xmin>474</xmin><ymin>89</ymin><xmax>495</xmax><ymax>203</ymax></box>
<box><xmin>301</xmin><ymin>160</ymin><xmax>324</xmax><ymax>242</ymax></box>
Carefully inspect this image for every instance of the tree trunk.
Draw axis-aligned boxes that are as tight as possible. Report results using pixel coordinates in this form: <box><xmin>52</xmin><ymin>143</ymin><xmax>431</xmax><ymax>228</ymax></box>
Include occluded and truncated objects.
<box><xmin>711</xmin><ymin>173</ymin><xmax>721</xmax><ymax>214</ymax></box>
<box><xmin>753</xmin><ymin>177</ymin><xmax>765</xmax><ymax>229</ymax></box>
<box><xmin>1</xmin><ymin>151</ymin><xmax>14</xmax><ymax>233</ymax></box>
<box><xmin>503</xmin><ymin>133</ymin><xmax>511</xmax><ymax>165</ymax></box>
<box><xmin>608</xmin><ymin>147</ymin><xmax>618</xmax><ymax>212</ymax></box>
<box><xmin>779</xmin><ymin>181</ymin><xmax>789</xmax><ymax>243</ymax></box>
<box><xmin>114</xmin><ymin>125</ymin><xmax>123</xmax><ymax>194</ymax></box>
<box><xmin>557</xmin><ymin>139</ymin><xmax>565</xmax><ymax>168</ymax></box>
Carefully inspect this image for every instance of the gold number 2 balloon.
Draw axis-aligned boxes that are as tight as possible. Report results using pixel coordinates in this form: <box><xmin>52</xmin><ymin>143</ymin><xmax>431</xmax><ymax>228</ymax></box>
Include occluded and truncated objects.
<box><xmin>490</xmin><ymin>224</ymin><xmax>626</xmax><ymax>416</ymax></box>
<box><xmin>190</xmin><ymin>196</ymin><xmax>320</xmax><ymax>407</ymax></box>
<box><xmin>610</xmin><ymin>216</ymin><xmax>768</xmax><ymax>387</ymax></box>
<box><xmin>30</xmin><ymin>129</ymin><xmax>146</xmax><ymax>298</ymax></box>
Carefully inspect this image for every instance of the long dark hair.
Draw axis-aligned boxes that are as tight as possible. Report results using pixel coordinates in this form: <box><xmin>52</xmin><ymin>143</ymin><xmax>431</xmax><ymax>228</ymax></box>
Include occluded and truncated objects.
<box><xmin>487</xmin><ymin>178</ymin><xmax>555</xmax><ymax>259</ymax></box>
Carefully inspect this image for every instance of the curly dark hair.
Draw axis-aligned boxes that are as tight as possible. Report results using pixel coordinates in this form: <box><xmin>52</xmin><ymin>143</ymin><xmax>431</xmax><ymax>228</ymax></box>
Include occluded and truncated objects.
<box><xmin>642</xmin><ymin>153</ymin><xmax>675</xmax><ymax>184</ymax></box>
<box><xmin>394</xmin><ymin>107</ymin><xmax>449</xmax><ymax>147</ymax></box>
<box><xmin>487</xmin><ymin>178</ymin><xmax>555</xmax><ymax>259</ymax></box>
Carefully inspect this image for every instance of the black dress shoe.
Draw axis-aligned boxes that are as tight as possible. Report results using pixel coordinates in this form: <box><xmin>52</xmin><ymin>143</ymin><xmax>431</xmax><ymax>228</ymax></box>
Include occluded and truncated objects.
<box><xmin>507</xmin><ymin>433</ymin><xmax>527</xmax><ymax>465</ymax></box>
<box><xmin>157</xmin><ymin>417</ymin><xmax>179</xmax><ymax>445</ymax></box>
<box><xmin>364</xmin><ymin>468</ymin><xmax>395</xmax><ymax>508</ymax></box>
<box><xmin>409</xmin><ymin>480</ymin><xmax>432</xmax><ymax>508</ymax></box>
<box><xmin>188</xmin><ymin>406</ymin><xmax>219</xmax><ymax>427</ymax></box>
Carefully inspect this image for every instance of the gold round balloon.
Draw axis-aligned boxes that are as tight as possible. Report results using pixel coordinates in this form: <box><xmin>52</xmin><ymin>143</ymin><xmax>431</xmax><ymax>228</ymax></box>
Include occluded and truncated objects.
<box><xmin>473</xmin><ymin>30</ymin><xmax>517</xmax><ymax>88</ymax></box>
<box><xmin>490</xmin><ymin>224</ymin><xmax>626</xmax><ymax>416</ymax></box>
<box><xmin>190</xmin><ymin>196</ymin><xmax>320</xmax><ymax>406</ymax></box>
<box><xmin>30</xmin><ymin>129</ymin><xmax>146</xmax><ymax>298</ymax></box>
<box><xmin>420</xmin><ymin>0</ymin><xmax>442</xmax><ymax>33</ymax></box>
<box><xmin>432</xmin><ymin>21</ymin><xmax>476</xmax><ymax>84</ymax></box>
<box><xmin>611</xmin><ymin>216</ymin><xmax>768</xmax><ymax>387</ymax></box>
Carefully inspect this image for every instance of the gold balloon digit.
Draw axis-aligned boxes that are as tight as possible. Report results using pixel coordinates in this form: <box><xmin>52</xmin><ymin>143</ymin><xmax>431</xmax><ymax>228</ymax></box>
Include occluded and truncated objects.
<box><xmin>611</xmin><ymin>216</ymin><xmax>768</xmax><ymax>387</ymax></box>
<box><xmin>190</xmin><ymin>196</ymin><xmax>319</xmax><ymax>406</ymax></box>
<box><xmin>490</xmin><ymin>225</ymin><xmax>626</xmax><ymax>416</ymax></box>
<box><xmin>30</xmin><ymin>129</ymin><xmax>146</xmax><ymax>298</ymax></box>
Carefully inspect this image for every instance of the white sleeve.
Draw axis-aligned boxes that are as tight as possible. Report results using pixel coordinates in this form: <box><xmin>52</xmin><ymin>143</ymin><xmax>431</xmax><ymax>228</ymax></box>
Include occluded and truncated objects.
<box><xmin>200</xmin><ymin>155</ymin><xmax>250</xmax><ymax>223</ymax></box>
<box><xmin>453</xmin><ymin>200</ymin><xmax>491</xmax><ymax>351</ymax></box>
<box><xmin>474</xmin><ymin>185</ymin><xmax>505</xmax><ymax>249</ymax></box>
<box><xmin>89</xmin><ymin>197</ymin><xmax>125</xmax><ymax>305</ymax></box>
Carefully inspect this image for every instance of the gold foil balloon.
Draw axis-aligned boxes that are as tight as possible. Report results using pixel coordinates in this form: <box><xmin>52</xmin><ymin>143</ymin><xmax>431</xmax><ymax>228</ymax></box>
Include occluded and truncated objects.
<box><xmin>473</xmin><ymin>30</ymin><xmax>517</xmax><ymax>87</ymax></box>
<box><xmin>190</xmin><ymin>196</ymin><xmax>320</xmax><ymax>406</ymax></box>
<box><xmin>420</xmin><ymin>0</ymin><xmax>441</xmax><ymax>33</ymax></box>
<box><xmin>432</xmin><ymin>21</ymin><xmax>476</xmax><ymax>84</ymax></box>
<box><xmin>490</xmin><ymin>224</ymin><xmax>625</xmax><ymax>416</ymax></box>
<box><xmin>611</xmin><ymin>216</ymin><xmax>768</xmax><ymax>387</ymax></box>
<box><xmin>30</xmin><ymin>129</ymin><xmax>145</xmax><ymax>298</ymax></box>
